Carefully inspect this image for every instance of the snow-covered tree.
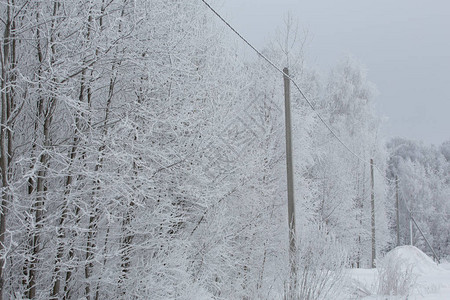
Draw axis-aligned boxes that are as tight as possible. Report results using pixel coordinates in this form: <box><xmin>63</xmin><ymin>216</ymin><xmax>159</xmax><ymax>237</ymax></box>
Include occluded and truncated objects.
<box><xmin>388</xmin><ymin>138</ymin><xmax>450</xmax><ymax>258</ymax></box>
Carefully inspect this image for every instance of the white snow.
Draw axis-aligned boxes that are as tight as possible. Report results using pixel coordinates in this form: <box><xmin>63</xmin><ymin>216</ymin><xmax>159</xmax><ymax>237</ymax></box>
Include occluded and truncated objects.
<box><xmin>345</xmin><ymin>246</ymin><xmax>450</xmax><ymax>299</ymax></box>
<box><xmin>384</xmin><ymin>246</ymin><xmax>441</xmax><ymax>274</ymax></box>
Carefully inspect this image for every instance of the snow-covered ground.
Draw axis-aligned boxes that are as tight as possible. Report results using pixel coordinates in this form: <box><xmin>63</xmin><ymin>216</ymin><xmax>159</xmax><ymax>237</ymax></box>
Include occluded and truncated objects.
<box><xmin>345</xmin><ymin>246</ymin><xmax>450</xmax><ymax>299</ymax></box>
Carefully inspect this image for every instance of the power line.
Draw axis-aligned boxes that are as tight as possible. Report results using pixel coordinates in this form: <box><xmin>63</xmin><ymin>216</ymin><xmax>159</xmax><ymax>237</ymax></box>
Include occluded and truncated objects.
<box><xmin>200</xmin><ymin>0</ymin><xmax>442</xmax><ymax>263</ymax></box>
<box><xmin>396</xmin><ymin>178</ymin><xmax>440</xmax><ymax>262</ymax></box>
<box><xmin>200</xmin><ymin>0</ymin><xmax>390</xmax><ymax>182</ymax></box>
<box><xmin>403</xmin><ymin>200</ymin><xmax>440</xmax><ymax>262</ymax></box>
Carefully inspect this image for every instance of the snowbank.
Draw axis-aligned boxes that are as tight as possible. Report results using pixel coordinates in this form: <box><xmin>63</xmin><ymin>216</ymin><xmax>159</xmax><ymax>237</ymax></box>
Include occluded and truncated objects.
<box><xmin>346</xmin><ymin>246</ymin><xmax>450</xmax><ymax>299</ymax></box>
<box><xmin>381</xmin><ymin>245</ymin><xmax>440</xmax><ymax>274</ymax></box>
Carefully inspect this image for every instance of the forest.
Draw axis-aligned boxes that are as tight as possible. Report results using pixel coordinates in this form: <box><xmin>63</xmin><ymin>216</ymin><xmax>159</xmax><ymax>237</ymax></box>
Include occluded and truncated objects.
<box><xmin>0</xmin><ymin>1</ymin><xmax>449</xmax><ymax>299</ymax></box>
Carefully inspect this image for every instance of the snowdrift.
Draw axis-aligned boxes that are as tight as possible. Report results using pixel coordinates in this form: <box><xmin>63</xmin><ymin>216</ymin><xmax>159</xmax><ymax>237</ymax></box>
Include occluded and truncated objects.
<box><xmin>381</xmin><ymin>245</ymin><xmax>440</xmax><ymax>274</ymax></box>
<box><xmin>347</xmin><ymin>246</ymin><xmax>450</xmax><ymax>299</ymax></box>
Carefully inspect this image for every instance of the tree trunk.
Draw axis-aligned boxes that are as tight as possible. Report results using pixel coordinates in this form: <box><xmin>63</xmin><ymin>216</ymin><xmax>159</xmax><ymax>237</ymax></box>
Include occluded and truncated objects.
<box><xmin>84</xmin><ymin>56</ymin><xmax>117</xmax><ymax>300</ymax></box>
<box><xmin>0</xmin><ymin>1</ymin><xmax>16</xmax><ymax>297</ymax></box>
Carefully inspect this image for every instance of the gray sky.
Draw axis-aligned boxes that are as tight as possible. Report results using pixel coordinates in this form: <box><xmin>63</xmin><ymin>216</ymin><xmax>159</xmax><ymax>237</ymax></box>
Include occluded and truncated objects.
<box><xmin>219</xmin><ymin>0</ymin><xmax>450</xmax><ymax>145</ymax></box>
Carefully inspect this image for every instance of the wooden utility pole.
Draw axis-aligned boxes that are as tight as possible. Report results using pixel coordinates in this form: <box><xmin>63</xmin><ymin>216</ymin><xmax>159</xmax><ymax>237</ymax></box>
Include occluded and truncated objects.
<box><xmin>283</xmin><ymin>67</ymin><xmax>297</xmax><ymax>298</ymax></box>
<box><xmin>396</xmin><ymin>176</ymin><xmax>400</xmax><ymax>247</ymax></box>
<box><xmin>410</xmin><ymin>215</ymin><xmax>413</xmax><ymax>246</ymax></box>
<box><xmin>370</xmin><ymin>159</ymin><xmax>376</xmax><ymax>268</ymax></box>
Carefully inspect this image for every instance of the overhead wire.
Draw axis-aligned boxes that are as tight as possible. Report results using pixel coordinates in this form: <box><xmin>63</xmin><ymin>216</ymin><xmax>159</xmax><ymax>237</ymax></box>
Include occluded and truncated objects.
<box><xmin>206</xmin><ymin>0</ymin><xmax>441</xmax><ymax>261</ymax></box>
<box><xmin>199</xmin><ymin>0</ymin><xmax>393</xmax><ymax>183</ymax></box>
<box><xmin>201</xmin><ymin>0</ymin><xmax>442</xmax><ymax>260</ymax></box>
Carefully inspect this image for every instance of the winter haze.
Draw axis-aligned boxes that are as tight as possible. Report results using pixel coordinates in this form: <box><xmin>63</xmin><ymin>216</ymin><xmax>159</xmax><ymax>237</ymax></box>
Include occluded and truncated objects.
<box><xmin>221</xmin><ymin>0</ymin><xmax>450</xmax><ymax>145</ymax></box>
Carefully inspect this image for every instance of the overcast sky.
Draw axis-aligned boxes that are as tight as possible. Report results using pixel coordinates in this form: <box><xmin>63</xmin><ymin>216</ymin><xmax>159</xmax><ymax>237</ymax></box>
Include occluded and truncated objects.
<box><xmin>219</xmin><ymin>0</ymin><xmax>450</xmax><ymax>145</ymax></box>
